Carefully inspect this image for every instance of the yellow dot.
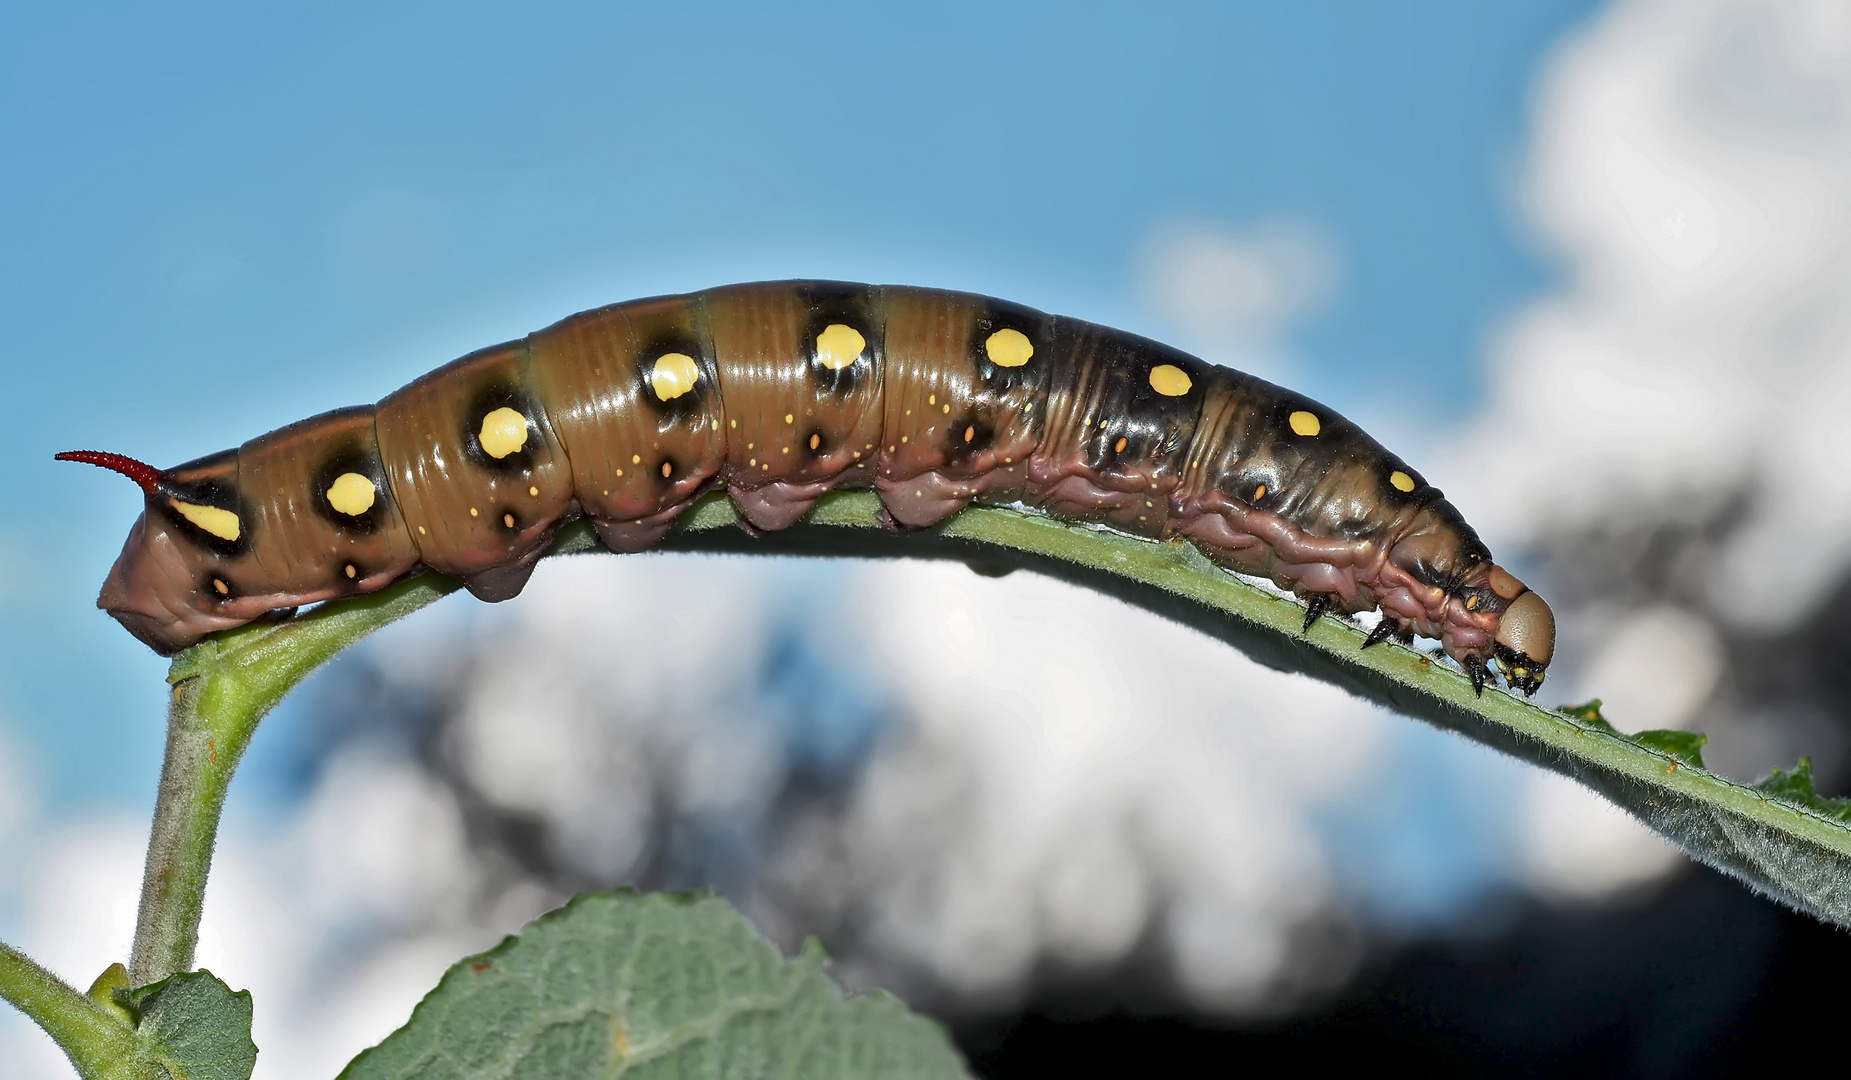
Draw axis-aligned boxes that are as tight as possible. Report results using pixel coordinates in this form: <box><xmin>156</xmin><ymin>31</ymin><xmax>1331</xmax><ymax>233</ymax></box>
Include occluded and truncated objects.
<box><xmin>344</xmin><ymin>563</ymin><xmax>357</xmax><ymax>579</ymax></box>
<box><xmin>785</xmin><ymin>413</ymin><xmax>795</xmax><ymax>425</ymax></box>
<box><xmin>1389</xmin><ymin>470</ymin><xmax>1416</xmax><ymax>492</ymax></box>
<box><xmin>809</xmin><ymin>433</ymin><xmax>821</xmax><ymax>450</ymax></box>
<box><xmin>528</xmin><ymin>485</ymin><xmax>539</xmax><ymax>496</ymax></box>
<box><xmin>749</xmin><ymin>458</ymin><xmax>757</xmax><ymax>466</ymax></box>
<box><xmin>478</xmin><ymin>408</ymin><xmax>530</xmax><ymax>459</ymax></box>
<box><xmin>632</xmin><ymin>454</ymin><xmax>642</xmax><ymax>464</ymax></box>
<box><xmin>942</xmin><ymin>403</ymin><xmax>951</xmax><ymax>414</ymax></box>
<box><xmin>211</xmin><ymin>577</ymin><xmax>229</xmax><ymax>595</ymax></box>
<box><xmin>814</xmin><ymin>323</ymin><xmax>865</xmax><ymax>370</ymax></box>
<box><xmin>1114</xmin><ymin>437</ymin><xmax>1128</xmax><ymax>453</ymax></box>
<box><xmin>170</xmin><ymin>500</ymin><xmax>241</xmax><ymax>541</ymax></box>
<box><xmin>985</xmin><ymin>328</ymin><xmax>1034</xmax><ymax>367</ymax></box>
<box><xmin>503</xmin><ymin>513</ymin><xmax>516</xmax><ymax>528</ymax></box>
<box><xmin>928</xmin><ymin>394</ymin><xmax>937</xmax><ymax>406</ymax></box>
<box><xmin>661</xmin><ymin>461</ymin><xmax>672</xmax><ymax>478</ymax></box>
<box><xmin>325</xmin><ymin>472</ymin><xmax>377</xmax><ymax>516</ymax></box>
<box><xmin>650</xmin><ymin>353</ymin><xmax>700</xmax><ymax>401</ymax></box>
<box><xmin>469</xmin><ymin>507</ymin><xmax>479</xmax><ymax>517</ymax></box>
<box><xmin>1148</xmin><ymin>364</ymin><xmax>1193</xmax><ymax>397</ymax></box>
<box><xmin>1288</xmin><ymin>410</ymin><xmax>1321</xmax><ymax>437</ymax></box>
<box><xmin>1253</xmin><ymin>484</ymin><xmax>1267</xmax><ymax>501</ymax></box>
<box><xmin>963</xmin><ymin>426</ymin><xmax>975</xmax><ymax>443</ymax></box>
<box><xmin>781</xmin><ymin>446</ymin><xmax>790</xmax><ymax>454</ymax></box>
<box><xmin>417</xmin><ymin>525</ymin><xmax>427</xmax><ymax>535</ymax></box>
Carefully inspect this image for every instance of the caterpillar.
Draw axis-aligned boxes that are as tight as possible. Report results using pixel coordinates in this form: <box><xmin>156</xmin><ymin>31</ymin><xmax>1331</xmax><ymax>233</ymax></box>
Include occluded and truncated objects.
<box><xmin>59</xmin><ymin>281</ymin><xmax>1554</xmax><ymax>695</ymax></box>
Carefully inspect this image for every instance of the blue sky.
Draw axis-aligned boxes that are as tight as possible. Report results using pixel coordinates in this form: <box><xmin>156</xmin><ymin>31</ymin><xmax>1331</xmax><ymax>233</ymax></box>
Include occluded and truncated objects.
<box><xmin>0</xmin><ymin>0</ymin><xmax>1600</xmax><ymax>809</ymax></box>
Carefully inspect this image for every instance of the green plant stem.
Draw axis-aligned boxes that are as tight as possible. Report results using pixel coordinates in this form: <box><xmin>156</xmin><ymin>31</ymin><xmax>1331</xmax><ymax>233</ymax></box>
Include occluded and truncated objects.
<box><xmin>124</xmin><ymin>492</ymin><xmax>1851</xmax><ymax>987</ymax></box>
<box><xmin>129</xmin><ymin>575</ymin><xmax>460</xmax><ymax>986</ymax></box>
<box><xmin>0</xmin><ymin>940</ymin><xmax>138</xmax><ymax>1080</ymax></box>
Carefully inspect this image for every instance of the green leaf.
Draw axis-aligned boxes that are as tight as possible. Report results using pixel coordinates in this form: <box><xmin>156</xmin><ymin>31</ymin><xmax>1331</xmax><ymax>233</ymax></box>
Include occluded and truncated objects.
<box><xmin>342</xmin><ymin>890</ymin><xmax>967</xmax><ymax>1080</ymax></box>
<box><xmin>1556</xmin><ymin>699</ymin><xmax>1616</xmax><ymax>733</ymax></box>
<box><xmin>125</xmin><ymin>970</ymin><xmax>257</xmax><ymax>1080</ymax></box>
<box><xmin>1756</xmin><ymin>758</ymin><xmax>1851</xmax><ymax>823</ymax></box>
<box><xmin>1631</xmin><ymin>730</ymin><xmax>1707</xmax><ymax>769</ymax></box>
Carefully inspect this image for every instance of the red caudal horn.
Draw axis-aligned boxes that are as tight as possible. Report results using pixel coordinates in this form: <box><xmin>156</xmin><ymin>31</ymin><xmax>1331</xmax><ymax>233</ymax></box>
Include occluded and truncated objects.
<box><xmin>56</xmin><ymin>450</ymin><xmax>165</xmax><ymax>494</ymax></box>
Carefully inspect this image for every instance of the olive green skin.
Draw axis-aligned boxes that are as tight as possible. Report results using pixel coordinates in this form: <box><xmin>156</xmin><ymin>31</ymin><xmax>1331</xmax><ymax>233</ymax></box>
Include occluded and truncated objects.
<box><xmin>90</xmin><ymin>281</ymin><xmax>1554</xmax><ymax>692</ymax></box>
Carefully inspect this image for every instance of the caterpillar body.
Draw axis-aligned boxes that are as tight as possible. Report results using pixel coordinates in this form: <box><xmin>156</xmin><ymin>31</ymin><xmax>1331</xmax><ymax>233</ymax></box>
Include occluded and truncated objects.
<box><xmin>61</xmin><ymin>281</ymin><xmax>1554</xmax><ymax>694</ymax></box>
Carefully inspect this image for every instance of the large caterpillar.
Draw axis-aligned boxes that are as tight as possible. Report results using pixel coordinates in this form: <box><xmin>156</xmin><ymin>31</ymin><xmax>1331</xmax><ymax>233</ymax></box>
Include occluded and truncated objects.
<box><xmin>61</xmin><ymin>281</ymin><xmax>1554</xmax><ymax>694</ymax></box>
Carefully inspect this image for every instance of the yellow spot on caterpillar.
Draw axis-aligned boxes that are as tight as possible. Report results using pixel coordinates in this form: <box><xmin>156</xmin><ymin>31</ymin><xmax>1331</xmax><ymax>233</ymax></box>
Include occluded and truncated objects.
<box><xmin>942</xmin><ymin>403</ymin><xmax>950</xmax><ymax>414</ymax></box>
<box><xmin>814</xmin><ymin>323</ymin><xmax>865</xmax><ymax>370</ymax></box>
<box><xmin>529</xmin><ymin>485</ymin><xmax>539</xmax><ymax>496</ymax></box>
<box><xmin>928</xmin><ymin>394</ymin><xmax>936</xmax><ymax>406</ymax></box>
<box><xmin>212</xmin><ymin>577</ymin><xmax>229</xmax><ymax>595</ymax></box>
<box><xmin>469</xmin><ymin>507</ymin><xmax>479</xmax><ymax>517</ymax></box>
<box><xmin>650</xmin><ymin>352</ymin><xmax>700</xmax><ymax>401</ymax></box>
<box><xmin>749</xmin><ymin>458</ymin><xmax>756</xmax><ymax>466</ymax></box>
<box><xmin>1099</xmin><ymin>419</ymin><xmax>1108</xmax><ymax>429</ymax></box>
<box><xmin>985</xmin><ymin>328</ymin><xmax>1033</xmax><ymax>367</ymax></box>
<box><xmin>325</xmin><ymin>472</ymin><xmax>376</xmax><ymax>516</ymax></box>
<box><xmin>730</xmin><ymin>418</ymin><xmax>737</xmax><ymax>428</ymax></box>
<box><xmin>901</xmin><ymin>435</ymin><xmax>909</xmax><ymax>444</ymax></box>
<box><xmin>171</xmin><ymin>500</ymin><xmax>241</xmax><ymax>541</ymax></box>
<box><xmin>1253</xmin><ymin>484</ymin><xmax>1267</xmax><ymax>501</ymax></box>
<box><xmin>781</xmin><ymin>446</ymin><xmax>790</xmax><ymax>454</ymax></box>
<box><xmin>478</xmin><ymin>407</ymin><xmax>529</xmax><ymax>459</ymax></box>
<box><xmin>503</xmin><ymin>513</ymin><xmax>516</xmax><ymax>528</ymax></box>
<box><xmin>661</xmin><ymin>461</ymin><xmax>672</xmax><ymax>478</ymax></box>
<box><xmin>712</xmin><ymin>419</ymin><xmax>719</xmax><ymax>430</ymax></box>
<box><xmin>418</xmin><ymin>525</ymin><xmax>427</xmax><ymax>535</ymax></box>
<box><xmin>746</xmin><ymin>442</ymin><xmax>754</xmax><ymax>450</ymax></box>
<box><xmin>1389</xmin><ymin>470</ymin><xmax>1416</xmax><ymax>492</ymax></box>
<box><xmin>1465</xmin><ymin>593</ymin><xmax>1480</xmax><ymax>611</ymax></box>
<box><xmin>809</xmin><ymin>433</ymin><xmax>821</xmax><ymax>450</ymax></box>
<box><xmin>785</xmin><ymin>413</ymin><xmax>794</xmax><ymax>425</ymax></box>
<box><xmin>964</xmin><ymin>426</ymin><xmax>975</xmax><ymax>443</ymax></box>
<box><xmin>1148</xmin><ymin>364</ymin><xmax>1192</xmax><ymax>397</ymax></box>
<box><xmin>344</xmin><ymin>563</ymin><xmax>357</xmax><ymax>579</ymax></box>
<box><xmin>1114</xmin><ymin>437</ymin><xmax>1128</xmax><ymax>453</ymax></box>
<box><xmin>1288</xmin><ymin>410</ymin><xmax>1321</xmax><ymax>436</ymax></box>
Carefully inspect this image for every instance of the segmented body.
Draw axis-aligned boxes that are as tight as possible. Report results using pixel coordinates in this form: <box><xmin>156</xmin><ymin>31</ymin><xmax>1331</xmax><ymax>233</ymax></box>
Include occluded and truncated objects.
<box><xmin>72</xmin><ymin>281</ymin><xmax>1552</xmax><ymax>692</ymax></box>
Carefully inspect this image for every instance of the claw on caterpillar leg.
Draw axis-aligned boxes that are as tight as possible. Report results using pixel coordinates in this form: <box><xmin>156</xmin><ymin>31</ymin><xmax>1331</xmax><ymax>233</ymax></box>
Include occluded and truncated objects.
<box><xmin>1361</xmin><ymin>617</ymin><xmax>1400</xmax><ymax>650</ymax></box>
<box><xmin>1464</xmin><ymin>655</ymin><xmax>1490</xmax><ymax>697</ymax></box>
<box><xmin>1301</xmin><ymin>594</ymin><xmax>1330</xmax><ymax>633</ymax></box>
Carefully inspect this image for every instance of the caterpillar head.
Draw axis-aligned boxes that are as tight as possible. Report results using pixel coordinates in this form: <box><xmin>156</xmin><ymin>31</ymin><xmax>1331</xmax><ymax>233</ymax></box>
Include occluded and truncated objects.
<box><xmin>1488</xmin><ymin>565</ymin><xmax>1554</xmax><ymax>696</ymax></box>
<box><xmin>60</xmin><ymin>450</ymin><xmax>254</xmax><ymax>654</ymax></box>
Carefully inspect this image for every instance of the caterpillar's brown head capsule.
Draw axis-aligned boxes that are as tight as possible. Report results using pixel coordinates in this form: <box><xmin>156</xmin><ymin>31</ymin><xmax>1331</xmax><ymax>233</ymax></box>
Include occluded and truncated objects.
<box><xmin>59</xmin><ymin>449</ymin><xmax>252</xmax><ymax>655</ymax></box>
<box><xmin>1488</xmin><ymin>564</ymin><xmax>1554</xmax><ymax>697</ymax></box>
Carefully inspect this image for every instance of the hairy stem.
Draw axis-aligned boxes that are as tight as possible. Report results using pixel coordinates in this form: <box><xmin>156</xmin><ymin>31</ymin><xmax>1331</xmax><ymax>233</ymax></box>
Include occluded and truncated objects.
<box><xmin>125</xmin><ymin>491</ymin><xmax>1851</xmax><ymax>982</ymax></box>
<box><xmin>129</xmin><ymin>575</ymin><xmax>460</xmax><ymax>985</ymax></box>
<box><xmin>0</xmin><ymin>941</ymin><xmax>138</xmax><ymax>1080</ymax></box>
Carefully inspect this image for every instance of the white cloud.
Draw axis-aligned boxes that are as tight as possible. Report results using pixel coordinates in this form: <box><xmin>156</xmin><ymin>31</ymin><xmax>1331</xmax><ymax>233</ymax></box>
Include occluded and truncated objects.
<box><xmin>1457</xmin><ymin>0</ymin><xmax>1851</xmax><ymax>632</ymax></box>
<box><xmin>1138</xmin><ymin>218</ymin><xmax>1341</xmax><ymax>379</ymax></box>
